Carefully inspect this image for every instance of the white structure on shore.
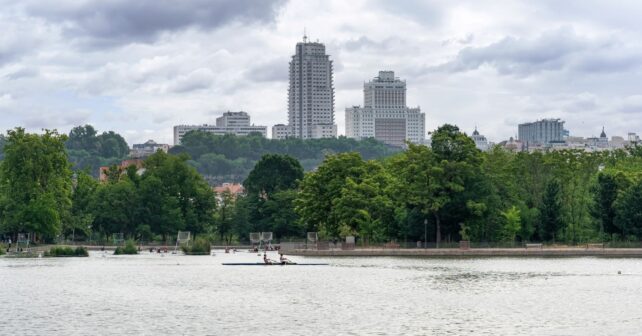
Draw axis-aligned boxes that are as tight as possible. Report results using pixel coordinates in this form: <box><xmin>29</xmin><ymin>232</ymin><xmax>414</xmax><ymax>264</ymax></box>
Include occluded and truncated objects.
<box><xmin>287</xmin><ymin>35</ymin><xmax>337</xmax><ymax>139</ymax></box>
<box><xmin>173</xmin><ymin>111</ymin><xmax>267</xmax><ymax>145</ymax></box>
<box><xmin>345</xmin><ymin>71</ymin><xmax>424</xmax><ymax>147</ymax></box>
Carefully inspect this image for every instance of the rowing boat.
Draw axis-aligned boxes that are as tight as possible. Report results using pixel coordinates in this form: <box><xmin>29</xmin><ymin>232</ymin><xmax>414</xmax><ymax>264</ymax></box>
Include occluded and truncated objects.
<box><xmin>222</xmin><ymin>262</ymin><xmax>328</xmax><ymax>266</ymax></box>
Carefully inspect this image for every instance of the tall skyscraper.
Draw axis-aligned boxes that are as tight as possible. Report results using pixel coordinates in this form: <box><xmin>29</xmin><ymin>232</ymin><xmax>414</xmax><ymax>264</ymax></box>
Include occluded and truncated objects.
<box><xmin>345</xmin><ymin>71</ymin><xmax>425</xmax><ymax>147</ymax></box>
<box><xmin>287</xmin><ymin>35</ymin><xmax>337</xmax><ymax>139</ymax></box>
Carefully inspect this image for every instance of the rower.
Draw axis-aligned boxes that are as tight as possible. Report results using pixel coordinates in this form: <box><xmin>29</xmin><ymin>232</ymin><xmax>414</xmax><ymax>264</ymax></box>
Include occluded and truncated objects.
<box><xmin>263</xmin><ymin>252</ymin><xmax>270</xmax><ymax>264</ymax></box>
<box><xmin>279</xmin><ymin>253</ymin><xmax>291</xmax><ymax>264</ymax></box>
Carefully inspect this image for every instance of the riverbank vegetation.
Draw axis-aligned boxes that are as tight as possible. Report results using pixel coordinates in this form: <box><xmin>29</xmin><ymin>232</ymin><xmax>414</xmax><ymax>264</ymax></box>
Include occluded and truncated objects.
<box><xmin>45</xmin><ymin>246</ymin><xmax>88</xmax><ymax>257</ymax></box>
<box><xmin>1</xmin><ymin>125</ymin><xmax>642</xmax><ymax>246</ymax></box>
<box><xmin>181</xmin><ymin>237</ymin><xmax>211</xmax><ymax>255</ymax></box>
<box><xmin>114</xmin><ymin>240</ymin><xmax>138</xmax><ymax>255</ymax></box>
<box><xmin>171</xmin><ymin>131</ymin><xmax>399</xmax><ymax>184</ymax></box>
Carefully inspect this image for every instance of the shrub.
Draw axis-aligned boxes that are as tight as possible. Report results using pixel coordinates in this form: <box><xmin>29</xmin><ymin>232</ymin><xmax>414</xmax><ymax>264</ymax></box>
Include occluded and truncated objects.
<box><xmin>45</xmin><ymin>246</ymin><xmax>89</xmax><ymax>257</ymax></box>
<box><xmin>181</xmin><ymin>237</ymin><xmax>211</xmax><ymax>255</ymax></box>
<box><xmin>114</xmin><ymin>240</ymin><xmax>139</xmax><ymax>255</ymax></box>
<box><xmin>0</xmin><ymin>243</ymin><xmax>5</xmax><ymax>255</ymax></box>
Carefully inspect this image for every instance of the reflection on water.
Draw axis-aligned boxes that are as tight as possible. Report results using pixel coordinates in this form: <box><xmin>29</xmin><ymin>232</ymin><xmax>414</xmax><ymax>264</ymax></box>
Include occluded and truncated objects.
<box><xmin>1</xmin><ymin>252</ymin><xmax>642</xmax><ymax>335</ymax></box>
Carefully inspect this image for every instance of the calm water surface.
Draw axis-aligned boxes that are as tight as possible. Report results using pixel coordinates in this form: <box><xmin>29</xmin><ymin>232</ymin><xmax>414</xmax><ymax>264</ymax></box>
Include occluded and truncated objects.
<box><xmin>1</xmin><ymin>251</ymin><xmax>641</xmax><ymax>335</ymax></box>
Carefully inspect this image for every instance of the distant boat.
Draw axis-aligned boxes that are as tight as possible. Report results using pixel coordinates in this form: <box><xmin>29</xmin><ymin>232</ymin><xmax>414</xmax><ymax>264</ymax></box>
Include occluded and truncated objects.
<box><xmin>222</xmin><ymin>262</ymin><xmax>328</xmax><ymax>266</ymax></box>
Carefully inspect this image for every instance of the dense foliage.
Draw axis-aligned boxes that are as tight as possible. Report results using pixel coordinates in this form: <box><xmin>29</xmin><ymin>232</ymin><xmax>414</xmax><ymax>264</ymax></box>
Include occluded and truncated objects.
<box><xmin>171</xmin><ymin>131</ymin><xmax>399</xmax><ymax>184</ymax></box>
<box><xmin>2</xmin><ymin>125</ymin><xmax>642</xmax><ymax>247</ymax></box>
<box><xmin>66</xmin><ymin>125</ymin><xmax>129</xmax><ymax>177</ymax></box>
<box><xmin>45</xmin><ymin>246</ymin><xmax>88</xmax><ymax>257</ymax></box>
<box><xmin>289</xmin><ymin>125</ymin><xmax>642</xmax><ymax>245</ymax></box>
<box><xmin>0</xmin><ymin>128</ymin><xmax>72</xmax><ymax>240</ymax></box>
<box><xmin>114</xmin><ymin>240</ymin><xmax>138</xmax><ymax>255</ymax></box>
<box><xmin>181</xmin><ymin>237</ymin><xmax>211</xmax><ymax>255</ymax></box>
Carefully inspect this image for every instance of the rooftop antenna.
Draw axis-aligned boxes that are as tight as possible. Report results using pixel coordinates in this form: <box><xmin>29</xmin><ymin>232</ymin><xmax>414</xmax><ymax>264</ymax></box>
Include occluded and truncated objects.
<box><xmin>303</xmin><ymin>27</ymin><xmax>308</xmax><ymax>43</ymax></box>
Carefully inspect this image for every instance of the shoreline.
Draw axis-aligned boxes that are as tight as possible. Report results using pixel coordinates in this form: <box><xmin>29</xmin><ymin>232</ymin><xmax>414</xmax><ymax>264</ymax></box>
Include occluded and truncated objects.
<box><xmin>285</xmin><ymin>248</ymin><xmax>642</xmax><ymax>258</ymax></box>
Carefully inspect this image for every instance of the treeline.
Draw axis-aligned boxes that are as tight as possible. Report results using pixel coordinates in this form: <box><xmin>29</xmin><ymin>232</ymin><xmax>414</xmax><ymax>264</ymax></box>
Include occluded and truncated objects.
<box><xmin>3</xmin><ymin>125</ymin><xmax>642</xmax><ymax>246</ymax></box>
<box><xmin>170</xmin><ymin>131</ymin><xmax>399</xmax><ymax>184</ymax></box>
<box><xmin>220</xmin><ymin>125</ymin><xmax>642</xmax><ymax>245</ymax></box>
<box><xmin>66</xmin><ymin>125</ymin><xmax>130</xmax><ymax>177</ymax></box>
<box><xmin>0</xmin><ymin>128</ymin><xmax>216</xmax><ymax>243</ymax></box>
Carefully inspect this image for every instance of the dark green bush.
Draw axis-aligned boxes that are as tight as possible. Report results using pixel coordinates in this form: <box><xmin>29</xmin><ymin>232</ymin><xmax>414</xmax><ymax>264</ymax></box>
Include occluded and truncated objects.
<box><xmin>0</xmin><ymin>243</ymin><xmax>5</xmax><ymax>255</ymax></box>
<box><xmin>45</xmin><ymin>246</ymin><xmax>88</xmax><ymax>257</ymax></box>
<box><xmin>114</xmin><ymin>240</ymin><xmax>139</xmax><ymax>255</ymax></box>
<box><xmin>181</xmin><ymin>237</ymin><xmax>211</xmax><ymax>255</ymax></box>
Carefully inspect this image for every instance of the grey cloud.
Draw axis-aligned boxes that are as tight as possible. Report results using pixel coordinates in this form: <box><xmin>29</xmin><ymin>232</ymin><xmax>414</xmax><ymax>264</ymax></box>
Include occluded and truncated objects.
<box><xmin>167</xmin><ymin>68</ymin><xmax>214</xmax><ymax>93</ymax></box>
<box><xmin>342</xmin><ymin>36</ymin><xmax>406</xmax><ymax>52</ymax></box>
<box><xmin>373</xmin><ymin>0</ymin><xmax>443</xmax><ymax>26</ymax></box>
<box><xmin>23</xmin><ymin>0</ymin><xmax>286</xmax><ymax>47</ymax></box>
<box><xmin>247</xmin><ymin>58</ymin><xmax>288</xmax><ymax>82</ymax></box>
<box><xmin>617</xmin><ymin>95</ymin><xmax>642</xmax><ymax>114</ymax></box>
<box><xmin>432</xmin><ymin>28</ymin><xmax>589</xmax><ymax>76</ymax></box>
<box><xmin>5</xmin><ymin>68</ymin><xmax>39</xmax><ymax>80</ymax></box>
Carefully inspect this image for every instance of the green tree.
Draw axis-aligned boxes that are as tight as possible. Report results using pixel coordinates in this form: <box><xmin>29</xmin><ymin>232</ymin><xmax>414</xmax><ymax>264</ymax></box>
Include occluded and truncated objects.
<box><xmin>0</xmin><ymin>128</ymin><xmax>72</xmax><ymax>240</ymax></box>
<box><xmin>500</xmin><ymin>206</ymin><xmax>521</xmax><ymax>243</ymax></box>
<box><xmin>614</xmin><ymin>179</ymin><xmax>642</xmax><ymax>239</ymax></box>
<box><xmin>541</xmin><ymin>179</ymin><xmax>564</xmax><ymax>241</ymax></box>
<box><xmin>215</xmin><ymin>190</ymin><xmax>235</xmax><ymax>244</ymax></box>
<box><xmin>68</xmin><ymin>171</ymin><xmax>99</xmax><ymax>239</ymax></box>
<box><xmin>143</xmin><ymin>151</ymin><xmax>216</xmax><ymax>235</ymax></box>
<box><xmin>592</xmin><ymin>172</ymin><xmax>621</xmax><ymax>238</ymax></box>
<box><xmin>296</xmin><ymin>152</ymin><xmax>368</xmax><ymax>238</ymax></box>
<box><xmin>244</xmin><ymin>154</ymin><xmax>304</xmax><ymax>197</ymax></box>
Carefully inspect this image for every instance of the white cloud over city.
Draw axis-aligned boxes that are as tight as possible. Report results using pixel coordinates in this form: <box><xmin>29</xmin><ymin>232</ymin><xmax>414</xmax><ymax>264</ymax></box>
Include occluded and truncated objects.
<box><xmin>0</xmin><ymin>0</ymin><xmax>641</xmax><ymax>144</ymax></box>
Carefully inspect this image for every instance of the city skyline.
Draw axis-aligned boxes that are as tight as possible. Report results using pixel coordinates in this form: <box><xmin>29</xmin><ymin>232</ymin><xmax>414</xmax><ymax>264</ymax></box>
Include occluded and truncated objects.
<box><xmin>1</xmin><ymin>1</ymin><xmax>642</xmax><ymax>145</ymax></box>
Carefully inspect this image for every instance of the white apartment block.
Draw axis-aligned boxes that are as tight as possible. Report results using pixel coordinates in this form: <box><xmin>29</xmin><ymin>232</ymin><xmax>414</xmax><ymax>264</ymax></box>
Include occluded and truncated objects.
<box><xmin>272</xmin><ymin>124</ymin><xmax>293</xmax><ymax>139</ymax></box>
<box><xmin>518</xmin><ymin>119</ymin><xmax>565</xmax><ymax>147</ymax></box>
<box><xmin>345</xmin><ymin>71</ymin><xmax>425</xmax><ymax>147</ymax></box>
<box><xmin>287</xmin><ymin>36</ymin><xmax>337</xmax><ymax>139</ymax></box>
<box><xmin>173</xmin><ymin>111</ymin><xmax>267</xmax><ymax>145</ymax></box>
<box><xmin>216</xmin><ymin>111</ymin><xmax>251</xmax><ymax>127</ymax></box>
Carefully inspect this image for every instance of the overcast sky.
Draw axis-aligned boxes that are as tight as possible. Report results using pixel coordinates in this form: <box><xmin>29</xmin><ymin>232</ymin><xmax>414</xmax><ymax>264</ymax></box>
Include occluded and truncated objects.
<box><xmin>1</xmin><ymin>0</ymin><xmax>641</xmax><ymax>145</ymax></box>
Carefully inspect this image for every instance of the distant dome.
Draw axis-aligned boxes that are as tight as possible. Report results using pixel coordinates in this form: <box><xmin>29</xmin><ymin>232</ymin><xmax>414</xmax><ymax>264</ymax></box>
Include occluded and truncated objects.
<box><xmin>472</xmin><ymin>127</ymin><xmax>480</xmax><ymax>136</ymax></box>
<box><xmin>600</xmin><ymin>127</ymin><xmax>607</xmax><ymax>138</ymax></box>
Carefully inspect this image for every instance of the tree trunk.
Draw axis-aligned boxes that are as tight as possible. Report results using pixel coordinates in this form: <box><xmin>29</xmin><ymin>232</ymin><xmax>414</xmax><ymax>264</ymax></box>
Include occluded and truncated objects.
<box><xmin>435</xmin><ymin>213</ymin><xmax>441</xmax><ymax>248</ymax></box>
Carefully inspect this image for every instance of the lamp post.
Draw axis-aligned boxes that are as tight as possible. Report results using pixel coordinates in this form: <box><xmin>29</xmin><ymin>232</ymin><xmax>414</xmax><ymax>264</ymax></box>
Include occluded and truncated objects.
<box><xmin>424</xmin><ymin>219</ymin><xmax>428</xmax><ymax>248</ymax></box>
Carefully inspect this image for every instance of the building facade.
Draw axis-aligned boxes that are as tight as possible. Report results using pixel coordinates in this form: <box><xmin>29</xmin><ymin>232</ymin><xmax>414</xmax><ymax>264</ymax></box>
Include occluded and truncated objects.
<box><xmin>173</xmin><ymin>112</ymin><xmax>267</xmax><ymax>145</ymax></box>
<box><xmin>287</xmin><ymin>36</ymin><xmax>337</xmax><ymax>139</ymax></box>
<box><xmin>518</xmin><ymin>119</ymin><xmax>565</xmax><ymax>147</ymax></box>
<box><xmin>130</xmin><ymin>140</ymin><xmax>170</xmax><ymax>158</ymax></box>
<box><xmin>345</xmin><ymin>71</ymin><xmax>425</xmax><ymax>147</ymax></box>
<box><xmin>216</xmin><ymin>111</ymin><xmax>251</xmax><ymax>127</ymax></box>
<box><xmin>272</xmin><ymin>124</ymin><xmax>293</xmax><ymax>139</ymax></box>
<box><xmin>470</xmin><ymin>127</ymin><xmax>490</xmax><ymax>151</ymax></box>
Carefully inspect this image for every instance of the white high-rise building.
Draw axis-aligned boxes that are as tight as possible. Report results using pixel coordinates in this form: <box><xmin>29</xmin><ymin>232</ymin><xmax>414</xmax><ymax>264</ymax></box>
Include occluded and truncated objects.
<box><xmin>287</xmin><ymin>36</ymin><xmax>337</xmax><ymax>139</ymax></box>
<box><xmin>345</xmin><ymin>71</ymin><xmax>425</xmax><ymax>147</ymax></box>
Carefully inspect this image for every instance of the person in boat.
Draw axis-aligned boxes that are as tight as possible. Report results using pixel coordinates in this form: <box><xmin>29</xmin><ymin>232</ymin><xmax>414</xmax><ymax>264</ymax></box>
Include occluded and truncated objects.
<box><xmin>279</xmin><ymin>253</ymin><xmax>291</xmax><ymax>264</ymax></box>
<box><xmin>263</xmin><ymin>252</ymin><xmax>270</xmax><ymax>264</ymax></box>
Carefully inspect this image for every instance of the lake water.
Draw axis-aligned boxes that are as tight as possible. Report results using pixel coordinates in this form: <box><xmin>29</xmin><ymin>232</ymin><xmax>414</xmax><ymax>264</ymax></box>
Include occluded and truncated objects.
<box><xmin>1</xmin><ymin>251</ymin><xmax>641</xmax><ymax>335</ymax></box>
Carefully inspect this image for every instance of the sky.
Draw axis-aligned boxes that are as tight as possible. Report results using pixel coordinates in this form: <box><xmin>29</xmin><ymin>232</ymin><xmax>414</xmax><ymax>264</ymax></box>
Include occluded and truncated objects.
<box><xmin>1</xmin><ymin>0</ymin><xmax>642</xmax><ymax>145</ymax></box>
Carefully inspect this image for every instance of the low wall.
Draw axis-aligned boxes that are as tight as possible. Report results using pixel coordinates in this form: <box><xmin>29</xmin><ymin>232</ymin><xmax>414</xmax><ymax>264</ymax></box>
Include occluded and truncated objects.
<box><xmin>285</xmin><ymin>248</ymin><xmax>642</xmax><ymax>258</ymax></box>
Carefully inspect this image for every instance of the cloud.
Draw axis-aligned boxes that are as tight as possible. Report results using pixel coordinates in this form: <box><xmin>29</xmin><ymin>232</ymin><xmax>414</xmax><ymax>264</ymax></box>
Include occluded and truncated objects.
<box><xmin>22</xmin><ymin>0</ymin><xmax>286</xmax><ymax>47</ymax></box>
<box><xmin>247</xmin><ymin>58</ymin><xmax>288</xmax><ymax>83</ymax></box>
<box><xmin>5</xmin><ymin>68</ymin><xmax>39</xmax><ymax>80</ymax></box>
<box><xmin>167</xmin><ymin>68</ymin><xmax>215</xmax><ymax>93</ymax></box>
<box><xmin>431</xmin><ymin>28</ymin><xmax>593</xmax><ymax>76</ymax></box>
